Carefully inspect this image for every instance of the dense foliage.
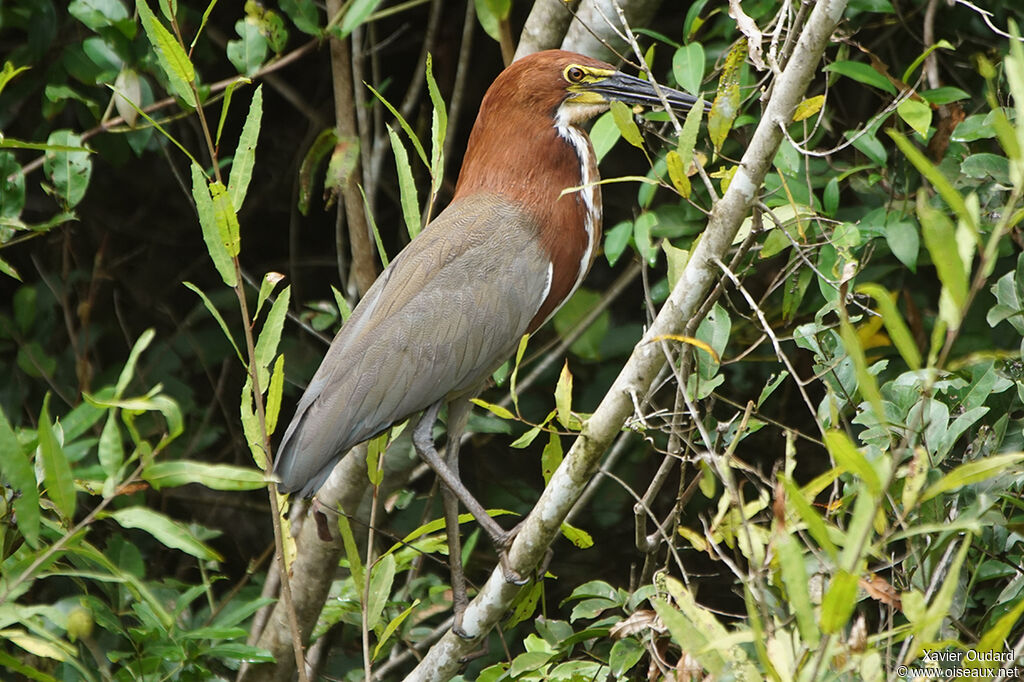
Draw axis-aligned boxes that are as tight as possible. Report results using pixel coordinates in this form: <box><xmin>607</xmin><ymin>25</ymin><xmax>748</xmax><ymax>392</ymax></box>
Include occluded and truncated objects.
<box><xmin>1</xmin><ymin>0</ymin><xmax>1022</xmax><ymax>679</ymax></box>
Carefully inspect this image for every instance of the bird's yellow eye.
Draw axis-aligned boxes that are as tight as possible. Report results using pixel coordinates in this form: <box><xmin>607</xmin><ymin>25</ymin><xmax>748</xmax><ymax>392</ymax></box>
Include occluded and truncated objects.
<box><xmin>565</xmin><ymin>66</ymin><xmax>585</xmax><ymax>83</ymax></box>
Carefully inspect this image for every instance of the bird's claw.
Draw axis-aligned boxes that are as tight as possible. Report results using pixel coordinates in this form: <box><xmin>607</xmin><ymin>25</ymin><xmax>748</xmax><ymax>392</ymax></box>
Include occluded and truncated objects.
<box><xmin>493</xmin><ymin>527</ymin><xmax>532</xmax><ymax>585</ymax></box>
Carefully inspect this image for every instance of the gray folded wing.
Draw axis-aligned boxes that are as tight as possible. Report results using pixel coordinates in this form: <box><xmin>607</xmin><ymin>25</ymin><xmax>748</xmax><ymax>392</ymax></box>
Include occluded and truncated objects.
<box><xmin>274</xmin><ymin>193</ymin><xmax>553</xmax><ymax>496</ymax></box>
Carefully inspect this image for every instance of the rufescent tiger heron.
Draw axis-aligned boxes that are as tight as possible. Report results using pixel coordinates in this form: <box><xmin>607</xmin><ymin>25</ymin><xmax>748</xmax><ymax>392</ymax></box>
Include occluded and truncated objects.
<box><xmin>275</xmin><ymin>49</ymin><xmax>702</xmax><ymax>634</ymax></box>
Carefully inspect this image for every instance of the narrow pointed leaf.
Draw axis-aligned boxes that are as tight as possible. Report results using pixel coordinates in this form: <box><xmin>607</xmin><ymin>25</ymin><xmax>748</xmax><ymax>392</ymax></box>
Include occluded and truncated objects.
<box><xmin>108</xmin><ymin>507</ymin><xmax>223</xmax><ymax>560</ymax></box>
<box><xmin>115</xmin><ymin>328</ymin><xmax>155</xmax><ymax>398</ymax></box>
<box><xmin>39</xmin><ymin>394</ymin><xmax>75</xmax><ymax>520</ymax></box>
<box><xmin>191</xmin><ymin>165</ymin><xmax>237</xmax><ymax>286</ymax></box>
<box><xmin>228</xmin><ymin>85</ymin><xmax>262</xmax><ymax>210</ymax></box>
<box><xmin>135</xmin><ymin>0</ymin><xmax>196</xmax><ymax>106</ymax></box>
<box><xmin>387</xmin><ymin>125</ymin><xmax>421</xmax><ymax>239</ymax></box>
<box><xmin>0</xmin><ymin>405</ymin><xmax>38</xmax><ymax>546</ymax></box>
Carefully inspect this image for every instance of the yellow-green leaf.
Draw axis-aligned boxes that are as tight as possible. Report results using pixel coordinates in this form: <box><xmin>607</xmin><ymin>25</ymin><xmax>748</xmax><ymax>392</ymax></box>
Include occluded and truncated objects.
<box><xmin>709</xmin><ymin>38</ymin><xmax>745</xmax><ymax>150</ymax></box>
<box><xmin>920</xmin><ymin>453</ymin><xmax>1024</xmax><ymax>503</ymax></box>
<box><xmin>610</xmin><ymin>101</ymin><xmax>643</xmax><ymax>149</ymax></box>
<box><xmin>793</xmin><ymin>95</ymin><xmax>825</xmax><ymax>122</ymax></box>
<box><xmin>135</xmin><ymin>0</ymin><xmax>196</xmax><ymax>107</ymax></box>
<box><xmin>554</xmin><ymin>361</ymin><xmax>573</xmax><ymax>429</ymax></box>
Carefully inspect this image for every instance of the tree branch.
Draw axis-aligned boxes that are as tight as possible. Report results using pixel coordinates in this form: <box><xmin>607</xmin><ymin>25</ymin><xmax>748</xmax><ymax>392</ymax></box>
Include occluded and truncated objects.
<box><xmin>404</xmin><ymin>0</ymin><xmax>849</xmax><ymax>677</ymax></box>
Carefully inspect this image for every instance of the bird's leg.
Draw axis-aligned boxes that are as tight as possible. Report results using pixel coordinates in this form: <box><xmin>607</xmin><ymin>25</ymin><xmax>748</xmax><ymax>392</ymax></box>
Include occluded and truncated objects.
<box><xmin>412</xmin><ymin>402</ymin><xmax>527</xmax><ymax>588</ymax></box>
<box><xmin>441</xmin><ymin>400</ymin><xmax>471</xmax><ymax>637</ymax></box>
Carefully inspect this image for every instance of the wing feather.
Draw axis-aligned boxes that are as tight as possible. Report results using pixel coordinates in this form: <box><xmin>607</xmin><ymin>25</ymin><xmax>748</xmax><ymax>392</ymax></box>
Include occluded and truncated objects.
<box><xmin>275</xmin><ymin>193</ymin><xmax>552</xmax><ymax>495</ymax></box>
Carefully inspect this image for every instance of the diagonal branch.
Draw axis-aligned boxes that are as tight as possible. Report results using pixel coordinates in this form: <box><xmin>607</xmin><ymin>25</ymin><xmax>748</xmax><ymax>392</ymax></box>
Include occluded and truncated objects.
<box><xmin>404</xmin><ymin>0</ymin><xmax>849</xmax><ymax>678</ymax></box>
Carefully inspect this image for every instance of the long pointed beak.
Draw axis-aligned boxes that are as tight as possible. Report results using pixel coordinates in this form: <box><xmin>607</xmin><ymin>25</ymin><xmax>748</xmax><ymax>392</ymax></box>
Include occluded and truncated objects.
<box><xmin>586</xmin><ymin>71</ymin><xmax>709</xmax><ymax>113</ymax></box>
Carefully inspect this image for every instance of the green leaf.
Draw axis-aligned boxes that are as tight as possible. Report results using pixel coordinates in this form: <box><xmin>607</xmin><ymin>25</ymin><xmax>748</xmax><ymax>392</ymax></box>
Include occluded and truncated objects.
<box><xmin>135</xmin><ymin>0</ymin><xmax>196</xmax><ymax>106</ymax></box>
<box><xmin>331</xmin><ymin>285</ymin><xmax>352</xmax><ymax>323</ymax></box>
<box><xmin>609</xmin><ymin>638</ymin><xmax>645</xmax><ymax>677</ymax></box>
<box><xmin>338</xmin><ymin>0</ymin><xmax>384</xmax><ymax>39</ymax></box>
<box><xmin>824</xmin><ymin>429</ymin><xmax>881</xmax><ymax>494</ymax></box>
<box><xmin>254</xmin><ymin>271</ymin><xmax>283</xmax><ymax>320</ymax></box>
<box><xmin>633</xmin><ymin>211</ymin><xmax>658</xmax><ymax>265</ymax></box>
<box><xmin>474</xmin><ymin>0</ymin><xmax>510</xmax><ymax>42</ymax></box>
<box><xmin>609</xmin><ymin>101</ymin><xmax>643</xmax><ymax>148</ymax></box>
<box><xmin>0</xmin><ymin>61</ymin><xmax>30</xmax><ymax>98</ymax></box>
<box><xmin>676</xmin><ymin>97</ymin><xmax>704</xmax><ymax>165</ymax></box>
<box><xmin>885</xmin><ymin>218</ymin><xmax>919</xmax><ymax>272</ymax></box>
<box><xmin>855</xmin><ymin>283</ymin><xmax>922</xmax><ymax>370</ymax></box>
<box><xmin>890</xmin><ymin>129</ymin><xmax>978</xmax><ymax>236</ymax></box>
<box><xmin>672</xmin><ymin>42</ymin><xmax>705</xmax><ymax>97</ymax></box>
<box><xmin>824</xmin><ymin>61</ymin><xmax>896</xmax><ymax>94</ymax></box>
<box><xmin>604</xmin><ymin>220</ymin><xmax>632</xmax><ymax>266</ymax></box>
<box><xmin>541</xmin><ymin>431</ymin><xmax>563</xmax><ymax>485</ymax></box>
<box><xmin>839</xmin><ymin>318</ymin><xmax>887</xmax><ymax>431</ymax></box>
<box><xmin>240</xmin><ymin>375</ymin><xmax>264</xmax><ymax>467</ymax></box>
<box><xmin>961</xmin><ymin>153</ymin><xmax>1011</xmax><ymax>184</ymax></box>
<box><xmin>0</xmin><ymin>151</ymin><xmax>26</xmax><ymax>219</ymax></box>
<box><xmin>905</xmin><ymin>539</ymin><xmax>970</xmax><ymax>661</ymax></box>
<box><xmin>775</xmin><ymin>530</ymin><xmax>819</xmax><ymax>646</ymax></box>
<box><xmin>510</xmin><ymin>425</ymin><xmax>542</xmax><ymax>449</ymax></box>
<box><xmin>254</xmin><ymin>285</ymin><xmax>291</xmax><ymax>389</ymax></box>
<box><xmin>145</xmin><ymin>460</ymin><xmax>267</xmax><ymax>491</ymax></box>
<box><xmin>823</xmin><ymin>176</ymin><xmax>839</xmax><ymax>216</ymax></box>
<box><xmin>297</xmin><ymin>128</ymin><xmax>337</xmax><ymax>215</ymax></box>
<box><xmin>756</xmin><ymin>371</ymin><xmax>789</xmax><ymax>409</ymax></box>
<box><xmin>920</xmin><ymin>453</ymin><xmax>1024</xmax><ymax>503</ymax></box>
<box><xmin>107</xmin><ymin>507</ymin><xmax>223</xmax><ymax>561</ymax></box>
<box><xmin>115</xmin><ymin>328</ymin><xmax>155</xmax><ymax>398</ymax></box>
<box><xmin>0</xmin><ymin>405</ymin><xmax>39</xmax><ymax>547</ymax></box>
<box><xmin>387</xmin><ymin>125</ymin><xmax>421</xmax><ymax>239</ymax></box>
<box><xmin>819</xmin><ymin>569</ymin><xmax>858</xmax><ymax>634</ymax></box>
<box><xmin>897</xmin><ymin>98</ymin><xmax>931</xmax><ymax>137</ymax></box>
<box><xmin>191</xmin><ymin>165</ymin><xmax>237</xmax><ymax>287</ymax></box>
<box><xmin>209</xmin><ymin>180</ymin><xmax>241</xmax><ymax>257</ymax></box>
<box><xmin>98</xmin><ymin>412</ymin><xmax>125</xmax><ymax>483</ymax></box>
<box><xmin>365</xmin><ymin>84</ymin><xmax>427</xmax><ymax>167</ymax></box>
<box><xmin>373</xmin><ymin>599</ymin><xmax>419</xmax><ymax>660</ymax></box>
<box><xmin>708</xmin><ymin>39</ymin><xmax>745</xmax><ymax>151</ymax></box>
<box><xmin>919</xmin><ymin>86</ymin><xmax>969</xmax><ymax>106</ymax></box>
<box><xmin>324</xmin><ymin>134</ymin><xmax>360</xmax><ymax>204</ymax></box>
<box><xmin>425</xmin><ymin>52</ymin><xmax>447</xmax><ymax>215</ymax></box>
<box><xmin>0</xmin><ymin>255</ymin><xmax>21</xmax><ymax>282</ymax></box>
<box><xmin>663</xmin><ymin>239</ymin><xmax>689</xmax><ymax>291</ymax></box>
<box><xmin>281</xmin><ymin>0</ymin><xmax>321</xmax><ymax>35</ymax></box>
<box><xmin>226</xmin><ymin>19</ymin><xmax>268</xmax><ymax>77</ymax></box>
<box><xmin>43</xmin><ymin>130</ymin><xmax>92</xmax><ymax>209</ymax></box>
<box><xmin>917</xmin><ymin>190</ymin><xmax>968</xmax><ymax>314</ymax></box>
<box><xmin>183</xmin><ymin>281</ymin><xmax>243</xmax><ymax>361</ymax></box>
<box><xmin>228</xmin><ymin>85</ymin><xmax>262</xmax><ymax>210</ymax></box>
<box><xmin>901</xmin><ymin>40</ymin><xmax>955</xmax><ymax>84</ymax></box>
<box><xmin>780</xmin><ymin>474</ymin><xmax>838</xmax><ymax>558</ymax></box>
<box><xmin>470</xmin><ymin>398</ymin><xmax>515</xmax><ymax>420</ymax></box>
<box><xmin>266</xmin><ymin>354</ymin><xmax>285</xmax><ymax>438</ymax></box>
<box><xmin>366</xmin><ymin>553</ymin><xmax>395</xmax><ymax>630</ymax></box>
<box><xmin>589</xmin><ymin>111</ymin><xmax>620</xmax><ymax>162</ymax></box>
<box><xmin>39</xmin><ymin>394</ymin><xmax>76</xmax><ymax>520</ymax></box>
<box><xmin>559</xmin><ymin>522</ymin><xmax>593</xmax><ymax>548</ymax></box>
<box><xmin>665</xmin><ymin>150</ymin><xmax>690</xmax><ymax>197</ymax></box>
<box><xmin>967</xmin><ymin>595</ymin><xmax>1024</xmax><ymax>672</ymax></box>
<box><xmin>554</xmin><ymin>362</ymin><xmax>573</xmax><ymax>430</ymax></box>
<box><xmin>358</xmin><ymin>185</ymin><xmax>389</xmax><ymax>268</ymax></box>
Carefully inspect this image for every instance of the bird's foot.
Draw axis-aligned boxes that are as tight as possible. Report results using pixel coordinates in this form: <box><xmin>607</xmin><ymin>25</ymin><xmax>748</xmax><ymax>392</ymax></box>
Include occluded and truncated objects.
<box><xmin>492</xmin><ymin>522</ymin><xmax>554</xmax><ymax>586</ymax></box>
<box><xmin>492</xmin><ymin>527</ymin><xmax>529</xmax><ymax>585</ymax></box>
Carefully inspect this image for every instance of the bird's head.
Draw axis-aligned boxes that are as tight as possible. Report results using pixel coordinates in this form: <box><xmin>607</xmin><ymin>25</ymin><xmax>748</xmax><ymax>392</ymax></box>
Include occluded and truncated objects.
<box><xmin>476</xmin><ymin>50</ymin><xmax>704</xmax><ymax>128</ymax></box>
<box><xmin>455</xmin><ymin>50</ymin><xmax>703</xmax><ymax>200</ymax></box>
